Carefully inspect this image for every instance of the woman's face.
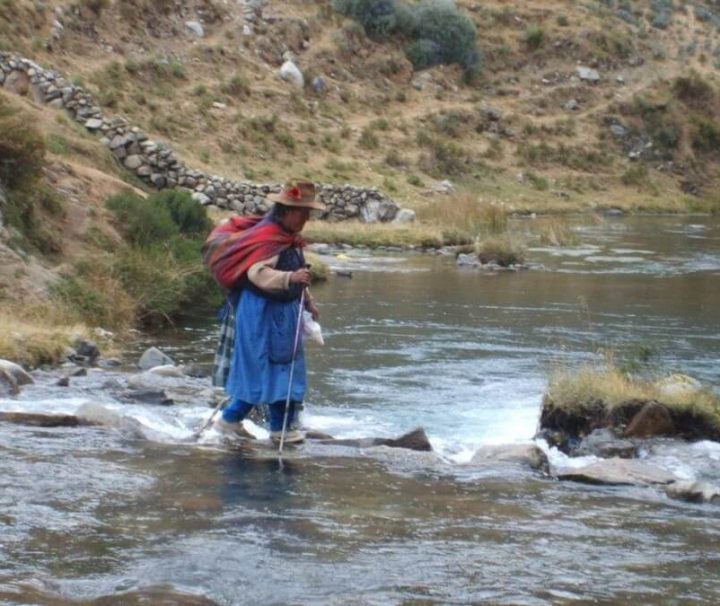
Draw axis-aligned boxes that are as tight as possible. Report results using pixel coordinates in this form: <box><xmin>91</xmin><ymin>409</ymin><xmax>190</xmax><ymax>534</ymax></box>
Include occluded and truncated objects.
<box><xmin>282</xmin><ymin>207</ymin><xmax>311</xmax><ymax>233</ymax></box>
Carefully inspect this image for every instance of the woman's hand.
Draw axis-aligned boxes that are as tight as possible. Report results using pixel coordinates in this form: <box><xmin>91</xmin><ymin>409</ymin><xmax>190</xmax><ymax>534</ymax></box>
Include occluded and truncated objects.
<box><xmin>289</xmin><ymin>268</ymin><xmax>312</xmax><ymax>287</ymax></box>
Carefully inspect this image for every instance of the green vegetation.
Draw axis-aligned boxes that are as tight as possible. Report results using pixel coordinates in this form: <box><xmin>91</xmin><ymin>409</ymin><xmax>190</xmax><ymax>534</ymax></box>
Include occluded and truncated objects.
<box><xmin>0</xmin><ymin>94</ymin><xmax>64</xmax><ymax>253</ymax></box>
<box><xmin>49</xmin><ymin>190</ymin><xmax>219</xmax><ymax>328</ymax></box>
<box><xmin>333</xmin><ymin>0</ymin><xmax>481</xmax><ymax>77</ymax></box>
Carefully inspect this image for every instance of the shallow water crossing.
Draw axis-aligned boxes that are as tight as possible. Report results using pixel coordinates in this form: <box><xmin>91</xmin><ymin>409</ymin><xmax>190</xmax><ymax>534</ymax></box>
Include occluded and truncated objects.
<box><xmin>1</xmin><ymin>216</ymin><xmax>719</xmax><ymax>605</ymax></box>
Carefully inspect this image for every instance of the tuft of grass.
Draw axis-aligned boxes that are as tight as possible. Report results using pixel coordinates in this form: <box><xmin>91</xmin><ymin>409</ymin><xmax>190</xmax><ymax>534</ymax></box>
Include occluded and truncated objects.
<box><xmin>416</xmin><ymin>194</ymin><xmax>509</xmax><ymax>241</ymax></box>
<box><xmin>475</xmin><ymin>234</ymin><xmax>526</xmax><ymax>267</ymax></box>
<box><xmin>0</xmin><ymin>307</ymin><xmax>93</xmax><ymax>368</ymax></box>
<box><xmin>545</xmin><ymin>363</ymin><xmax>720</xmax><ymax>428</ymax></box>
<box><xmin>536</xmin><ymin>218</ymin><xmax>579</xmax><ymax>246</ymax></box>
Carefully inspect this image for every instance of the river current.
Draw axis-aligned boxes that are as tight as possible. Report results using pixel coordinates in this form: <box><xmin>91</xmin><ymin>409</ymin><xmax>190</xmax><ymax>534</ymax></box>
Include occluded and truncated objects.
<box><xmin>1</xmin><ymin>215</ymin><xmax>719</xmax><ymax>605</ymax></box>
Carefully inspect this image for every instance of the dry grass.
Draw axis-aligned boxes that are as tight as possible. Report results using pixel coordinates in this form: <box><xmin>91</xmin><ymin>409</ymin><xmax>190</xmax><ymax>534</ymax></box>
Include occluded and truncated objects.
<box><xmin>0</xmin><ymin>306</ymin><xmax>92</xmax><ymax>368</ymax></box>
<box><xmin>475</xmin><ymin>234</ymin><xmax>526</xmax><ymax>266</ymax></box>
<box><xmin>535</xmin><ymin>217</ymin><xmax>580</xmax><ymax>246</ymax></box>
<box><xmin>546</xmin><ymin>364</ymin><xmax>720</xmax><ymax>427</ymax></box>
<box><xmin>416</xmin><ymin>194</ymin><xmax>509</xmax><ymax>238</ymax></box>
<box><xmin>304</xmin><ymin>220</ymin><xmax>447</xmax><ymax>248</ymax></box>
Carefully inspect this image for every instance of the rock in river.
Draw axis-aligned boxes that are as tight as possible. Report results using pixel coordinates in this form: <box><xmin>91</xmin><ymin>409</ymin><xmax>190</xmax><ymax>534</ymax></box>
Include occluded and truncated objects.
<box><xmin>557</xmin><ymin>457</ymin><xmax>677</xmax><ymax>486</ymax></box>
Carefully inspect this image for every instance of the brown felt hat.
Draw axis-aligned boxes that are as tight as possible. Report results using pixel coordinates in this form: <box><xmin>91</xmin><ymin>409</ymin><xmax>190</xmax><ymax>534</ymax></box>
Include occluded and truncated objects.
<box><xmin>267</xmin><ymin>179</ymin><xmax>326</xmax><ymax>211</ymax></box>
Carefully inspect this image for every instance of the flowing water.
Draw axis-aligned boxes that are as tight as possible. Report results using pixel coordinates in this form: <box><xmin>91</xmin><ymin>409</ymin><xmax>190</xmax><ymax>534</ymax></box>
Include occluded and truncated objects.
<box><xmin>1</xmin><ymin>216</ymin><xmax>720</xmax><ymax>605</ymax></box>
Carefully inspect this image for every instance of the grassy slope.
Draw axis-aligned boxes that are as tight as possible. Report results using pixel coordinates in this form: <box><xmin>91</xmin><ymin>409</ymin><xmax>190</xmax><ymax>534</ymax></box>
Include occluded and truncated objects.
<box><xmin>4</xmin><ymin>0</ymin><xmax>720</xmax><ymax>214</ymax></box>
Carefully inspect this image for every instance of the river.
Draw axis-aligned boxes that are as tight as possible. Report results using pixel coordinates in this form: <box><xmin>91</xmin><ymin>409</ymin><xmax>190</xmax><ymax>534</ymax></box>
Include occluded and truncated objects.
<box><xmin>1</xmin><ymin>215</ymin><xmax>719</xmax><ymax>605</ymax></box>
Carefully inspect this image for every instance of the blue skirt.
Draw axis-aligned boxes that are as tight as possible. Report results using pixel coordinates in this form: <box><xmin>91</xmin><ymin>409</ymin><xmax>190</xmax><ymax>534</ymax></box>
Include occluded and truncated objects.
<box><xmin>225</xmin><ymin>289</ymin><xmax>306</xmax><ymax>405</ymax></box>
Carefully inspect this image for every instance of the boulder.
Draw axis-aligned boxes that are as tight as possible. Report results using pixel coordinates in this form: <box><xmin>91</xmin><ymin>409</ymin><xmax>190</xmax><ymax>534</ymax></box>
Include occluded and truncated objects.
<box><xmin>0</xmin><ymin>368</ymin><xmax>19</xmax><ymax>396</ymax></box>
<box><xmin>71</xmin><ymin>338</ymin><xmax>100</xmax><ymax>365</ymax></box>
<box><xmin>137</xmin><ymin>347</ymin><xmax>175</xmax><ymax>370</ymax></box>
<box><xmin>557</xmin><ymin>458</ymin><xmax>676</xmax><ymax>486</ymax></box>
<box><xmin>279</xmin><ymin>61</ymin><xmax>304</xmax><ymax>89</ymax></box>
<box><xmin>470</xmin><ymin>443</ymin><xmax>549</xmax><ymax>471</ymax></box>
<box><xmin>666</xmin><ymin>480</ymin><xmax>720</xmax><ymax>504</ymax></box>
<box><xmin>377</xmin><ymin>427</ymin><xmax>432</xmax><ymax>451</ymax></box>
<box><xmin>311</xmin><ymin>76</ymin><xmax>327</xmax><ymax>94</ymax></box>
<box><xmin>577</xmin><ymin>66</ymin><xmax>600</xmax><ymax>83</ymax></box>
<box><xmin>84</xmin><ymin>118</ymin><xmax>103</xmax><ymax>130</ymax></box>
<box><xmin>3</xmin><ymin>70</ymin><xmax>30</xmax><ymax>95</ymax></box>
<box><xmin>185</xmin><ymin>21</ymin><xmax>205</xmax><ymax>37</ymax></box>
<box><xmin>624</xmin><ymin>401</ymin><xmax>675</xmax><ymax>438</ymax></box>
<box><xmin>0</xmin><ymin>359</ymin><xmax>34</xmax><ymax>385</ymax></box>
<box><xmin>393</xmin><ymin>208</ymin><xmax>416</xmax><ymax>224</ymax></box>
<box><xmin>124</xmin><ymin>155</ymin><xmax>144</xmax><ymax>170</ymax></box>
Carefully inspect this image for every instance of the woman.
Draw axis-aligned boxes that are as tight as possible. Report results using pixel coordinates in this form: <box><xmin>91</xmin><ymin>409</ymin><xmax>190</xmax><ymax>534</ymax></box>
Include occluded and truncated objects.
<box><xmin>212</xmin><ymin>180</ymin><xmax>324</xmax><ymax>443</ymax></box>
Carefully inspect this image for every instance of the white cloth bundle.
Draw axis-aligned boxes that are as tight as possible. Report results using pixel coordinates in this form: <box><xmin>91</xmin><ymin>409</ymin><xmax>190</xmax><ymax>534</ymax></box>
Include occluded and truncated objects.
<box><xmin>302</xmin><ymin>311</ymin><xmax>324</xmax><ymax>345</ymax></box>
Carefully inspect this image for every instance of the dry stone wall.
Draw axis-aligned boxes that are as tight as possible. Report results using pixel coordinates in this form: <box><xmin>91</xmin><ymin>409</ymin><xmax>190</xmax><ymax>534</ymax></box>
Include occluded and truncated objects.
<box><xmin>0</xmin><ymin>52</ymin><xmax>402</xmax><ymax>222</ymax></box>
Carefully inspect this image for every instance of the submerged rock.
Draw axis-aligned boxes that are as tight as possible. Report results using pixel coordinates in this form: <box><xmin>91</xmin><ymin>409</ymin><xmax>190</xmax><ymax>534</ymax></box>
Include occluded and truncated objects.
<box><xmin>557</xmin><ymin>458</ymin><xmax>677</xmax><ymax>486</ymax></box>
<box><xmin>0</xmin><ymin>411</ymin><xmax>93</xmax><ymax>427</ymax></box>
<box><xmin>666</xmin><ymin>480</ymin><xmax>720</xmax><ymax>504</ymax></box>
<box><xmin>120</xmin><ymin>388</ymin><xmax>174</xmax><ymax>406</ymax></box>
<box><xmin>574</xmin><ymin>428</ymin><xmax>637</xmax><ymax>458</ymax></box>
<box><xmin>470</xmin><ymin>443</ymin><xmax>549</xmax><ymax>471</ymax></box>
<box><xmin>0</xmin><ymin>359</ymin><xmax>34</xmax><ymax>386</ymax></box>
<box><xmin>0</xmin><ymin>368</ymin><xmax>19</xmax><ymax>396</ymax></box>
<box><xmin>318</xmin><ymin>427</ymin><xmax>433</xmax><ymax>452</ymax></box>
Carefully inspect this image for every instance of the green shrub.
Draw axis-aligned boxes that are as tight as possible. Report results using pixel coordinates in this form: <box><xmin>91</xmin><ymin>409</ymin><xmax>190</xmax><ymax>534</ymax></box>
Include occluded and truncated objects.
<box><xmin>0</xmin><ymin>96</ymin><xmax>45</xmax><ymax>190</ymax></box>
<box><xmin>335</xmin><ymin>0</ymin><xmax>481</xmax><ymax>76</ymax></box>
<box><xmin>691</xmin><ymin>116</ymin><xmax>720</xmax><ymax>153</ymax></box>
<box><xmin>526</xmin><ymin>171</ymin><xmax>549</xmax><ymax>190</ymax></box>
<box><xmin>621</xmin><ymin>163</ymin><xmax>649</xmax><ymax>186</ymax></box>
<box><xmin>152</xmin><ymin>190</ymin><xmax>213</xmax><ymax>235</ymax></box>
<box><xmin>673</xmin><ymin>73</ymin><xmax>715</xmax><ymax>109</ymax></box>
<box><xmin>524</xmin><ymin>24</ymin><xmax>545</xmax><ymax>51</ymax></box>
<box><xmin>408</xmin><ymin>1</ymin><xmax>480</xmax><ymax>75</ymax></box>
<box><xmin>220</xmin><ymin>74</ymin><xmax>251</xmax><ymax>98</ymax></box>
<box><xmin>359</xmin><ymin>127</ymin><xmax>380</xmax><ymax>149</ymax></box>
<box><xmin>334</xmin><ymin>0</ymin><xmax>398</xmax><ymax>39</ymax></box>
<box><xmin>102</xmin><ymin>190</ymin><xmax>218</xmax><ymax>325</ymax></box>
<box><xmin>106</xmin><ymin>191</ymin><xmax>178</xmax><ymax>246</ymax></box>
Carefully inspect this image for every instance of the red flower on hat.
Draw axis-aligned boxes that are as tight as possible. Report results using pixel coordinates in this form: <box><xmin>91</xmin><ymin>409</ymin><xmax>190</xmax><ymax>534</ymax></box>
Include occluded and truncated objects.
<box><xmin>286</xmin><ymin>186</ymin><xmax>302</xmax><ymax>200</ymax></box>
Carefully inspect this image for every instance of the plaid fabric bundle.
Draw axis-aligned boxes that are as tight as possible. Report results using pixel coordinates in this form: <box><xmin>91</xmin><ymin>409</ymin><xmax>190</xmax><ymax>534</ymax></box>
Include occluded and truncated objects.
<box><xmin>211</xmin><ymin>301</ymin><xmax>235</xmax><ymax>388</ymax></box>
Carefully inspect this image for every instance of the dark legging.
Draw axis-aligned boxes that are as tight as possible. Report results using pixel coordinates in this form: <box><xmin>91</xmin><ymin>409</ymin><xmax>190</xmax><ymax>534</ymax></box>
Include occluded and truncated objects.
<box><xmin>222</xmin><ymin>398</ymin><xmax>298</xmax><ymax>432</ymax></box>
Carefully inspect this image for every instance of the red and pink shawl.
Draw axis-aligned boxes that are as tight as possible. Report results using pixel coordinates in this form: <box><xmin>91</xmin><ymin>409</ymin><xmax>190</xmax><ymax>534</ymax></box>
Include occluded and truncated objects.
<box><xmin>203</xmin><ymin>215</ymin><xmax>306</xmax><ymax>290</ymax></box>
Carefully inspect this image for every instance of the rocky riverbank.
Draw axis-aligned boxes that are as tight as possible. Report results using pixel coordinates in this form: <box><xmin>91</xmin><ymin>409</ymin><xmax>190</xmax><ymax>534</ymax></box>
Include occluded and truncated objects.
<box><xmin>2</xmin><ymin>342</ymin><xmax>719</xmax><ymax>507</ymax></box>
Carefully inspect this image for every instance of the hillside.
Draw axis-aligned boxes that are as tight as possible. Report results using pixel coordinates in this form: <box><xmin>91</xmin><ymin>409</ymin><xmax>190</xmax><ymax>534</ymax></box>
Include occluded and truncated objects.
<box><xmin>3</xmin><ymin>0</ymin><xmax>720</xmax><ymax>210</ymax></box>
<box><xmin>2</xmin><ymin>0</ymin><xmax>720</xmax><ymax>358</ymax></box>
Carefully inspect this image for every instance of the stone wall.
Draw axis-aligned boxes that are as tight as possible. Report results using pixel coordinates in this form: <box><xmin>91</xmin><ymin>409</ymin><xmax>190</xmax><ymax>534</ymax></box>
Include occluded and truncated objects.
<box><xmin>0</xmin><ymin>52</ymin><xmax>402</xmax><ymax>222</ymax></box>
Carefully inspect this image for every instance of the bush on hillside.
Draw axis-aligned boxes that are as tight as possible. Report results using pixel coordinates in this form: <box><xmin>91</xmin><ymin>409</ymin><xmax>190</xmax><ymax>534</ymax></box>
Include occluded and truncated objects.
<box><xmin>404</xmin><ymin>0</ymin><xmax>480</xmax><ymax>76</ymax></box>
<box><xmin>152</xmin><ymin>189</ymin><xmax>213</xmax><ymax>236</ymax></box>
<box><xmin>673</xmin><ymin>73</ymin><xmax>715</xmax><ymax>109</ymax></box>
<box><xmin>103</xmin><ymin>190</ymin><xmax>220</xmax><ymax>325</ymax></box>
<box><xmin>334</xmin><ymin>0</ymin><xmax>481</xmax><ymax>77</ymax></box>
<box><xmin>0</xmin><ymin>96</ymin><xmax>45</xmax><ymax>191</ymax></box>
<box><xmin>333</xmin><ymin>0</ymin><xmax>398</xmax><ymax>39</ymax></box>
<box><xmin>106</xmin><ymin>191</ymin><xmax>179</xmax><ymax>247</ymax></box>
